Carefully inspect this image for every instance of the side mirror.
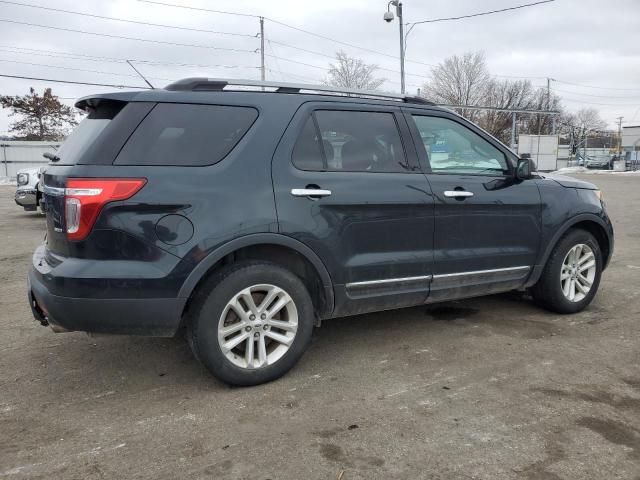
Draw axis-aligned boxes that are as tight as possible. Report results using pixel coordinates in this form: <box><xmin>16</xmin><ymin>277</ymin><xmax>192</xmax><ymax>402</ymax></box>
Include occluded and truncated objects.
<box><xmin>516</xmin><ymin>158</ymin><xmax>532</xmax><ymax>180</ymax></box>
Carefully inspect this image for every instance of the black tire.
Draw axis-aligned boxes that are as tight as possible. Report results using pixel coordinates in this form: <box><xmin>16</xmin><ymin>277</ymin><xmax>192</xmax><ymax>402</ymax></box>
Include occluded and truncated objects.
<box><xmin>187</xmin><ymin>261</ymin><xmax>314</xmax><ymax>386</ymax></box>
<box><xmin>531</xmin><ymin>228</ymin><xmax>602</xmax><ymax>314</ymax></box>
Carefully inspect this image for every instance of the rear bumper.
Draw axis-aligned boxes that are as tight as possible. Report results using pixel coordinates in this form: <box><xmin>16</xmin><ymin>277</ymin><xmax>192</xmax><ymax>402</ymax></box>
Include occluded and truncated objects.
<box><xmin>28</xmin><ymin>263</ymin><xmax>184</xmax><ymax>337</ymax></box>
<box><xmin>15</xmin><ymin>189</ymin><xmax>37</xmax><ymax>210</ymax></box>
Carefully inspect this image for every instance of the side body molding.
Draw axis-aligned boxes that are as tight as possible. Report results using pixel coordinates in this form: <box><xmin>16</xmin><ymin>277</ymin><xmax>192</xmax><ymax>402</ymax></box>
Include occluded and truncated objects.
<box><xmin>525</xmin><ymin>212</ymin><xmax>614</xmax><ymax>288</ymax></box>
<box><xmin>177</xmin><ymin>233</ymin><xmax>335</xmax><ymax>316</ymax></box>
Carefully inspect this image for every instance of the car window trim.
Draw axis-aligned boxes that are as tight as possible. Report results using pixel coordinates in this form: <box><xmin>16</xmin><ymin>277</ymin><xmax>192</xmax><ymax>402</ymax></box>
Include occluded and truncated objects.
<box><xmin>310</xmin><ymin>112</ymin><xmax>329</xmax><ymax>171</ymax></box>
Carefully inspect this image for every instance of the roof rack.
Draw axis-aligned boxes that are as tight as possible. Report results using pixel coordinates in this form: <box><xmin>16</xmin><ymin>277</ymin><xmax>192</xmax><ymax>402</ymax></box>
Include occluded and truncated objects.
<box><xmin>164</xmin><ymin>78</ymin><xmax>435</xmax><ymax>106</ymax></box>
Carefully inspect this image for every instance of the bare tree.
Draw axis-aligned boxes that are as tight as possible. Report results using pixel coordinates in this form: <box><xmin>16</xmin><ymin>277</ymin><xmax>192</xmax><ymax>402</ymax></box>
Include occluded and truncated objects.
<box><xmin>325</xmin><ymin>51</ymin><xmax>385</xmax><ymax>90</ymax></box>
<box><xmin>523</xmin><ymin>87</ymin><xmax>563</xmax><ymax>136</ymax></box>
<box><xmin>477</xmin><ymin>79</ymin><xmax>537</xmax><ymax>142</ymax></box>
<box><xmin>558</xmin><ymin>108</ymin><xmax>608</xmax><ymax>155</ymax></box>
<box><xmin>573</xmin><ymin>108</ymin><xmax>607</xmax><ymax>132</ymax></box>
<box><xmin>0</xmin><ymin>87</ymin><xmax>78</xmax><ymax>140</ymax></box>
<box><xmin>422</xmin><ymin>52</ymin><xmax>490</xmax><ymax>121</ymax></box>
<box><xmin>421</xmin><ymin>50</ymin><xmax>612</xmax><ymax>150</ymax></box>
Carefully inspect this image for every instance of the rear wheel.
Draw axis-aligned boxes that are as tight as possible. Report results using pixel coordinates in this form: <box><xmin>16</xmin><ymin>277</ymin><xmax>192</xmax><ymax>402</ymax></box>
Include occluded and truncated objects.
<box><xmin>531</xmin><ymin>229</ymin><xmax>602</xmax><ymax>314</ymax></box>
<box><xmin>188</xmin><ymin>261</ymin><xmax>314</xmax><ymax>386</ymax></box>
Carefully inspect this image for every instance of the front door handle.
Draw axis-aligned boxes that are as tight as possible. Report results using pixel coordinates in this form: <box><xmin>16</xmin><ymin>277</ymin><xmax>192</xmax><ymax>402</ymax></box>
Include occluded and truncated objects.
<box><xmin>444</xmin><ymin>190</ymin><xmax>474</xmax><ymax>198</ymax></box>
<box><xmin>291</xmin><ymin>188</ymin><xmax>332</xmax><ymax>197</ymax></box>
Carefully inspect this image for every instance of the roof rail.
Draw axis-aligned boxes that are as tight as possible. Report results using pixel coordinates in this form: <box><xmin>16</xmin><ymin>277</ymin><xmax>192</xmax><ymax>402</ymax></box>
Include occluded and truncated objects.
<box><xmin>164</xmin><ymin>78</ymin><xmax>435</xmax><ymax>105</ymax></box>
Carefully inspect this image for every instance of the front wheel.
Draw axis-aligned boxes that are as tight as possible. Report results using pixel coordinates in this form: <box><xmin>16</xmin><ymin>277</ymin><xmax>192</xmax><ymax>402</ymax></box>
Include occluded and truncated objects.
<box><xmin>188</xmin><ymin>261</ymin><xmax>314</xmax><ymax>386</ymax></box>
<box><xmin>531</xmin><ymin>229</ymin><xmax>602</xmax><ymax>314</ymax></box>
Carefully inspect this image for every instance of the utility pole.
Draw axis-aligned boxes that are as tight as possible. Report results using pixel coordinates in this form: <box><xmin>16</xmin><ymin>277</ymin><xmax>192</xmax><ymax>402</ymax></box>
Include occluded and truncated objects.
<box><xmin>546</xmin><ymin>77</ymin><xmax>550</xmax><ymax>110</ymax></box>
<box><xmin>397</xmin><ymin>2</ymin><xmax>405</xmax><ymax>94</ymax></box>
<box><xmin>259</xmin><ymin>17</ymin><xmax>265</xmax><ymax>82</ymax></box>
<box><xmin>511</xmin><ymin>111</ymin><xmax>517</xmax><ymax>150</ymax></box>
<box><xmin>584</xmin><ymin>128</ymin><xmax>588</xmax><ymax>160</ymax></box>
<box><xmin>383</xmin><ymin>1</ymin><xmax>405</xmax><ymax>94</ymax></box>
<box><xmin>547</xmin><ymin>77</ymin><xmax>556</xmax><ymax>134</ymax></box>
<box><xmin>616</xmin><ymin>116</ymin><xmax>624</xmax><ymax>154</ymax></box>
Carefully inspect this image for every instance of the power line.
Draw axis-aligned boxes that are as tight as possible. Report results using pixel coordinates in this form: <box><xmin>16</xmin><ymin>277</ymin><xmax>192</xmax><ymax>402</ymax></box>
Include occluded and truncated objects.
<box><xmin>558</xmin><ymin>95</ymin><xmax>639</xmax><ymax>107</ymax></box>
<box><xmin>265</xmin><ymin>18</ymin><xmax>433</xmax><ymax>68</ymax></box>
<box><xmin>265</xmin><ymin>40</ymin><xmax>285</xmax><ymax>82</ymax></box>
<box><xmin>408</xmin><ymin>0</ymin><xmax>555</xmax><ymax>25</ymax></box>
<box><xmin>268</xmin><ymin>40</ymin><xmax>337</xmax><ymax>61</ymax></box>
<box><xmin>0</xmin><ymin>46</ymin><xmax>127</xmax><ymax>63</ymax></box>
<box><xmin>0</xmin><ymin>73</ymin><xmax>150</xmax><ymax>89</ymax></box>
<box><xmin>265</xmin><ymin>41</ymin><xmax>432</xmax><ymax>80</ymax></box>
<box><xmin>0</xmin><ymin>0</ymin><xmax>257</xmax><ymax>37</ymax></box>
<box><xmin>553</xmin><ymin>78</ymin><xmax>640</xmax><ymax>92</ymax></box>
<box><xmin>267</xmin><ymin>39</ymin><xmax>425</xmax><ymax>77</ymax></box>
<box><xmin>0</xmin><ymin>45</ymin><xmax>260</xmax><ymax>70</ymax></box>
<box><xmin>135</xmin><ymin>0</ymin><xmax>434</xmax><ymax>68</ymax></box>
<box><xmin>265</xmin><ymin>68</ymin><xmax>317</xmax><ymax>83</ymax></box>
<box><xmin>0</xmin><ymin>19</ymin><xmax>257</xmax><ymax>53</ymax></box>
<box><xmin>550</xmin><ymin>87</ymin><xmax>640</xmax><ymax>99</ymax></box>
<box><xmin>264</xmin><ymin>54</ymin><xmax>326</xmax><ymax>71</ymax></box>
<box><xmin>493</xmin><ymin>73</ymin><xmax>547</xmax><ymax>80</ymax></box>
<box><xmin>135</xmin><ymin>0</ymin><xmax>259</xmax><ymax>18</ymax></box>
<box><xmin>0</xmin><ymin>58</ymin><xmax>175</xmax><ymax>81</ymax></box>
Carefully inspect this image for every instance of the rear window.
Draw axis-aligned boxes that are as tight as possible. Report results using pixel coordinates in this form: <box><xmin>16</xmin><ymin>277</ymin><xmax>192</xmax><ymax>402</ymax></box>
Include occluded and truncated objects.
<box><xmin>115</xmin><ymin>103</ymin><xmax>258</xmax><ymax>166</ymax></box>
<box><xmin>54</xmin><ymin>101</ymin><xmax>124</xmax><ymax>165</ymax></box>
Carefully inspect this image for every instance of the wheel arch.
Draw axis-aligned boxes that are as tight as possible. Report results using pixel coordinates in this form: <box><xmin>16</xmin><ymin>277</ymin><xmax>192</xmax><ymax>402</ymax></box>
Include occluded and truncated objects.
<box><xmin>526</xmin><ymin>213</ymin><xmax>613</xmax><ymax>287</ymax></box>
<box><xmin>178</xmin><ymin>233</ymin><xmax>335</xmax><ymax>321</ymax></box>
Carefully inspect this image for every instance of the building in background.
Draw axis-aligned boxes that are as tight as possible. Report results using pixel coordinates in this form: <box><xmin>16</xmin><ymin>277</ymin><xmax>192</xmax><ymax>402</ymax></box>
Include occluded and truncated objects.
<box><xmin>622</xmin><ymin>125</ymin><xmax>640</xmax><ymax>152</ymax></box>
<box><xmin>0</xmin><ymin>141</ymin><xmax>59</xmax><ymax>181</ymax></box>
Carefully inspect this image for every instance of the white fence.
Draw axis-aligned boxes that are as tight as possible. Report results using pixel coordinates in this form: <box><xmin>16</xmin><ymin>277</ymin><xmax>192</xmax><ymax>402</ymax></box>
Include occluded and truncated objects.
<box><xmin>0</xmin><ymin>141</ymin><xmax>60</xmax><ymax>180</ymax></box>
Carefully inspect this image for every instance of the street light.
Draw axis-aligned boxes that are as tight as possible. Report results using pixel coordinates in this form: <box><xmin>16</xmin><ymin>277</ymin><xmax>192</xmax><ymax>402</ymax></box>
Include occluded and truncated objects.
<box><xmin>383</xmin><ymin>1</ymin><xmax>405</xmax><ymax>94</ymax></box>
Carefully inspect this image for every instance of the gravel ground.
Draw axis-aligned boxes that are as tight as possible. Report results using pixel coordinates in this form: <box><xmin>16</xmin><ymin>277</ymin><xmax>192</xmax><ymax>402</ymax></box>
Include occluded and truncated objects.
<box><xmin>1</xmin><ymin>174</ymin><xmax>639</xmax><ymax>480</ymax></box>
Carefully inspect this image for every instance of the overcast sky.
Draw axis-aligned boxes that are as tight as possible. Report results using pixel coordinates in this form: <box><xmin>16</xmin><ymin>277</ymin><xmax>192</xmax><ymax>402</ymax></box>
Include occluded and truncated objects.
<box><xmin>1</xmin><ymin>0</ymin><xmax>639</xmax><ymax>134</ymax></box>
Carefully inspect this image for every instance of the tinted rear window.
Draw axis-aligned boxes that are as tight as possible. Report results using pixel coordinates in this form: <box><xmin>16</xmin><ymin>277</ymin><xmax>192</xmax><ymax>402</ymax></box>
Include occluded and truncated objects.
<box><xmin>114</xmin><ymin>103</ymin><xmax>258</xmax><ymax>166</ymax></box>
<box><xmin>54</xmin><ymin>101</ymin><xmax>125</xmax><ymax>165</ymax></box>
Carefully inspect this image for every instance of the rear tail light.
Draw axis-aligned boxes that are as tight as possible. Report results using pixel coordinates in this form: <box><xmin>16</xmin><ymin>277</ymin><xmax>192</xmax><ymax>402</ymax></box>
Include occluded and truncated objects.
<box><xmin>64</xmin><ymin>178</ymin><xmax>146</xmax><ymax>241</ymax></box>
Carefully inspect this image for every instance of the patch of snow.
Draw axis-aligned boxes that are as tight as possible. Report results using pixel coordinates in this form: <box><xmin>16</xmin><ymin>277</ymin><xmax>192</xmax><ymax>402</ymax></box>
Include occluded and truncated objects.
<box><xmin>551</xmin><ymin>167</ymin><xmax>640</xmax><ymax>175</ymax></box>
<box><xmin>552</xmin><ymin>166</ymin><xmax>588</xmax><ymax>174</ymax></box>
<box><xmin>0</xmin><ymin>176</ymin><xmax>15</xmax><ymax>185</ymax></box>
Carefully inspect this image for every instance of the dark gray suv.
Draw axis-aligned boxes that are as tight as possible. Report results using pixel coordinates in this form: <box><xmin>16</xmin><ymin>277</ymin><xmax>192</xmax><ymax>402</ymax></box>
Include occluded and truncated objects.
<box><xmin>28</xmin><ymin>78</ymin><xmax>613</xmax><ymax>385</ymax></box>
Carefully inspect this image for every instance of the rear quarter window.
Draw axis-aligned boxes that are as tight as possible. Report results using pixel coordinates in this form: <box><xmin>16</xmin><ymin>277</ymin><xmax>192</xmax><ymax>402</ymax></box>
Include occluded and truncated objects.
<box><xmin>54</xmin><ymin>100</ymin><xmax>126</xmax><ymax>165</ymax></box>
<box><xmin>114</xmin><ymin>103</ymin><xmax>258</xmax><ymax>166</ymax></box>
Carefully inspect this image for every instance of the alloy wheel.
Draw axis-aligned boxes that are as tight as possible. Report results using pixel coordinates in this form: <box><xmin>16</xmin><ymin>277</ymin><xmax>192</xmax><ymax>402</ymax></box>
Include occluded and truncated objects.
<box><xmin>560</xmin><ymin>244</ymin><xmax>596</xmax><ymax>302</ymax></box>
<box><xmin>217</xmin><ymin>284</ymin><xmax>298</xmax><ymax>369</ymax></box>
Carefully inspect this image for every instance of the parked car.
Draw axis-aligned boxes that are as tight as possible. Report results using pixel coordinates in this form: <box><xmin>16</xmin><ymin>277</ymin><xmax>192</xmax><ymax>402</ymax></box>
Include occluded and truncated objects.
<box><xmin>28</xmin><ymin>78</ymin><xmax>614</xmax><ymax>386</ymax></box>
<box><xmin>15</xmin><ymin>167</ymin><xmax>44</xmax><ymax>213</ymax></box>
<box><xmin>585</xmin><ymin>155</ymin><xmax>612</xmax><ymax>170</ymax></box>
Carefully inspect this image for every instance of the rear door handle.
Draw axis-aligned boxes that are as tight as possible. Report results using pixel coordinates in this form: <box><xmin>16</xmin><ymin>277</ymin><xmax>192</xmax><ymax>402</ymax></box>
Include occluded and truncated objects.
<box><xmin>444</xmin><ymin>190</ymin><xmax>473</xmax><ymax>198</ymax></box>
<box><xmin>291</xmin><ymin>188</ymin><xmax>332</xmax><ymax>197</ymax></box>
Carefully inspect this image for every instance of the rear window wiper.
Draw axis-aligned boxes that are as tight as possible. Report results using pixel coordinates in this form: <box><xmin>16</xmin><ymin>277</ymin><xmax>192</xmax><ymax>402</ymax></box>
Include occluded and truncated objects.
<box><xmin>43</xmin><ymin>152</ymin><xmax>60</xmax><ymax>162</ymax></box>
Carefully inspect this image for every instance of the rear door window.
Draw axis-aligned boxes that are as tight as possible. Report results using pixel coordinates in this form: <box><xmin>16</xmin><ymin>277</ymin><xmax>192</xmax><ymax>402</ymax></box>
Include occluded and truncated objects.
<box><xmin>291</xmin><ymin>110</ymin><xmax>410</xmax><ymax>173</ymax></box>
<box><xmin>115</xmin><ymin>103</ymin><xmax>258</xmax><ymax>166</ymax></box>
<box><xmin>291</xmin><ymin>115</ymin><xmax>325</xmax><ymax>171</ymax></box>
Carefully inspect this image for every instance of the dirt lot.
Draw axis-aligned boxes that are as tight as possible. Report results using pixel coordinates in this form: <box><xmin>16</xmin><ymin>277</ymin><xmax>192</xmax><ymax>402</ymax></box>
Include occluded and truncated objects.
<box><xmin>1</xmin><ymin>174</ymin><xmax>639</xmax><ymax>480</ymax></box>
